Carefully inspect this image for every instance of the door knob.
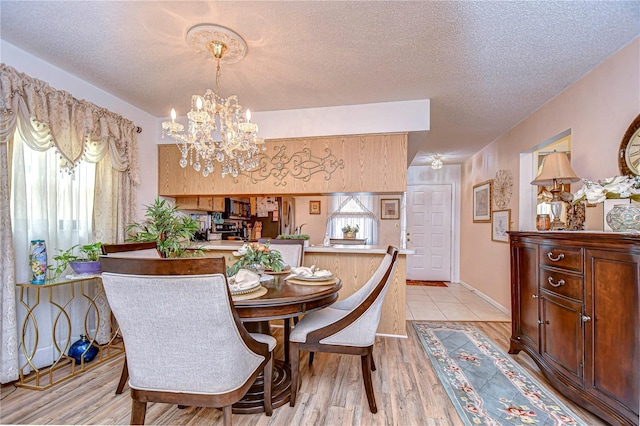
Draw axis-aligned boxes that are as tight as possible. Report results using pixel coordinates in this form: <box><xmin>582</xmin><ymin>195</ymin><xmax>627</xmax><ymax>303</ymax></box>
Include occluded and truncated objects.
<box><xmin>581</xmin><ymin>315</ymin><xmax>591</xmax><ymax>323</ymax></box>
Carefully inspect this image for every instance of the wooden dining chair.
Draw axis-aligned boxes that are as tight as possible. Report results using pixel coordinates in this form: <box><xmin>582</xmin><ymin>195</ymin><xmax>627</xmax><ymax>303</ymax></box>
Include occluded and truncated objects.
<box><xmin>258</xmin><ymin>238</ymin><xmax>305</xmax><ymax>362</ymax></box>
<box><xmin>101</xmin><ymin>256</ymin><xmax>274</xmax><ymax>426</ymax></box>
<box><xmin>288</xmin><ymin>246</ymin><xmax>399</xmax><ymax>414</ymax></box>
<box><xmin>100</xmin><ymin>254</ymin><xmax>226</xmax><ymax>395</ymax></box>
<box><xmin>101</xmin><ymin>242</ymin><xmax>160</xmax><ymax>258</ymax></box>
<box><xmin>257</xmin><ymin>238</ymin><xmax>305</xmax><ymax>268</ymax></box>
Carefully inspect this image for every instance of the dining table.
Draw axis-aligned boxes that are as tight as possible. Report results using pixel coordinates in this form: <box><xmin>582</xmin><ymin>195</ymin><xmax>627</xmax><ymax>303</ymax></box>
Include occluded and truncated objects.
<box><xmin>231</xmin><ymin>272</ymin><xmax>342</xmax><ymax>414</ymax></box>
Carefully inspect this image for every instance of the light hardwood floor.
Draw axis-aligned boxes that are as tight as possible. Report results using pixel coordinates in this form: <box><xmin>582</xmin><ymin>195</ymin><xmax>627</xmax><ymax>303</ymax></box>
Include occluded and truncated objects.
<box><xmin>1</xmin><ymin>321</ymin><xmax>605</xmax><ymax>425</ymax></box>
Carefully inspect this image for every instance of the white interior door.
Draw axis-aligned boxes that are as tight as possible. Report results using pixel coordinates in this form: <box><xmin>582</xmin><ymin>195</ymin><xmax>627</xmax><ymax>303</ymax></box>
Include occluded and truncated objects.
<box><xmin>406</xmin><ymin>184</ymin><xmax>452</xmax><ymax>281</ymax></box>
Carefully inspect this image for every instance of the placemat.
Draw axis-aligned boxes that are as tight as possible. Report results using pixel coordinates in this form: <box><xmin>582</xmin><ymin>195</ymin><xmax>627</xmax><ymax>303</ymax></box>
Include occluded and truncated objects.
<box><xmin>285</xmin><ymin>276</ymin><xmax>339</xmax><ymax>286</ymax></box>
<box><xmin>232</xmin><ymin>285</ymin><xmax>267</xmax><ymax>301</ymax></box>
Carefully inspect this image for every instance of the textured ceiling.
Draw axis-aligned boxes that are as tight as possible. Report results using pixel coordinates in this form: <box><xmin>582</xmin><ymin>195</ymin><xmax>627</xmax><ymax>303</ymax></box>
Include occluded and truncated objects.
<box><xmin>1</xmin><ymin>1</ymin><xmax>638</xmax><ymax>166</ymax></box>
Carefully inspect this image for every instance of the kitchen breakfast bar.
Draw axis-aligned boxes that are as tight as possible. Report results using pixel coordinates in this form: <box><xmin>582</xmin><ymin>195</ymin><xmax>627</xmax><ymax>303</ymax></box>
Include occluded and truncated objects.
<box><xmin>198</xmin><ymin>242</ymin><xmax>410</xmax><ymax>337</ymax></box>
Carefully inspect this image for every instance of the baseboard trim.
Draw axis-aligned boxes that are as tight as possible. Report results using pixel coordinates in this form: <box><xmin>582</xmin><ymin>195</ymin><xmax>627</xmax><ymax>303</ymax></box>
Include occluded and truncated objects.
<box><xmin>456</xmin><ymin>280</ymin><xmax>511</xmax><ymax>316</ymax></box>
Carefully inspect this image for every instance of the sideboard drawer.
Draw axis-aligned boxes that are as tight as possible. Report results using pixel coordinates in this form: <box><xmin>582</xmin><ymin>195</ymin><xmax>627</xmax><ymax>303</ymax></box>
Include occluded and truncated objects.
<box><xmin>540</xmin><ymin>268</ymin><xmax>584</xmax><ymax>301</ymax></box>
<box><xmin>540</xmin><ymin>245</ymin><xmax>583</xmax><ymax>272</ymax></box>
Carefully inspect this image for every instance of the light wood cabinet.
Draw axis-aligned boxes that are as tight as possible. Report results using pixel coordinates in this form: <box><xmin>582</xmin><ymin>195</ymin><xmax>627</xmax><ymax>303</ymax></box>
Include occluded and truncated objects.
<box><xmin>158</xmin><ymin>132</ymin><xmax>407</xmax><ymax>196</ymax></box>
<box><xmin>509</xmin><ymin>232</ymin><xmax>639</xmax><ymax>426</ymax></box>
<box><xmin>175</xmin><ymin>196</ymin><xmax>225</xmax><ymax>212</ymax></box>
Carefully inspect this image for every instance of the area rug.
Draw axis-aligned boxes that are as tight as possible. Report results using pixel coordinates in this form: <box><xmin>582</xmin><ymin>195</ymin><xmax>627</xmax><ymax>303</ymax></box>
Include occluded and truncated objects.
<box><xmin>407</xmin><ymin>280</ymin><xmax>448</xmax><ymax>287</ymax></box>
<box><xmin>413</xmin><ymin>323</ymin><xmax>586</xmax><ymax>426</ymax></box>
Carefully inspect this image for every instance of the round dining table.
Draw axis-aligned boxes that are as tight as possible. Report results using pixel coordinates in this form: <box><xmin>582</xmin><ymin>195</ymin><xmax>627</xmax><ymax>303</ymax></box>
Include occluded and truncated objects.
<box><xmin>232</xmin><ymin>273</ymin><xmax>342</xmax><ymax>414</ymax></box>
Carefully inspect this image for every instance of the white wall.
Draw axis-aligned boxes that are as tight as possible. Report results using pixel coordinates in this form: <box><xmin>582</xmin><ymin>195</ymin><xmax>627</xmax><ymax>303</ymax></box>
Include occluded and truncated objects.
<box><xmin>1</xmin><ymin>40</ymin><xmax>158</xmax><ymax>219</ymax></box>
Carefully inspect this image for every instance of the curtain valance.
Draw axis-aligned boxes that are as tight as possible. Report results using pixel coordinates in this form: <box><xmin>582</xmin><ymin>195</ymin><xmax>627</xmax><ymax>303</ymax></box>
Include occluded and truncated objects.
<box><xmin>0</xmin><ymin>64</ymin><xmax>139</xmax><ymax>184</ymax></box>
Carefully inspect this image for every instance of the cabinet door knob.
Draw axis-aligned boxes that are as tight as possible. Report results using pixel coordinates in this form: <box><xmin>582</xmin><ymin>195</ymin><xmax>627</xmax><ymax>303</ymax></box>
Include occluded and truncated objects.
<box><xmin>581</xmin><ymin>315</ymin><xmax>592</xmax><ymax>323</ymax></box>
<box><xmin>538</xmin><ymin>320</ymin><xmax>544</xmax><ymax>325</ymax></box>
<box><xmin>532</xmin><ymin>294</ymin><xmax>539</xmax><ymax>299</ymax></box>
<box><xmin>547</xmin><ymin>277</ymin><xmax>565</xmax><ymax>287</ymax></box>
<box><xmin>546</xmin><ymin>251</ymin><xmax>565</xmax><ymax>262</ymax></box>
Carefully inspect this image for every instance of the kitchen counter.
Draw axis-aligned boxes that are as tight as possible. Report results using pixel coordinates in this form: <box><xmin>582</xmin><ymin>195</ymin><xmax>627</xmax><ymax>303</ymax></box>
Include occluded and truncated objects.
<box><xmin>197</xmin><ymin>241</ymin><xmax>414</xmax><ymax>255</ymax></box>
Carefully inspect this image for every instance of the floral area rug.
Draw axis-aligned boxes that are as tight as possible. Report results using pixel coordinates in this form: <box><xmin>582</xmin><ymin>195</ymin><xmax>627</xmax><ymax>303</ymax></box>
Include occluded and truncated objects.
<box><xmin>413</xmin><ymin>323</ymin><xmax>587</xmax><ymax>425</ymax></box>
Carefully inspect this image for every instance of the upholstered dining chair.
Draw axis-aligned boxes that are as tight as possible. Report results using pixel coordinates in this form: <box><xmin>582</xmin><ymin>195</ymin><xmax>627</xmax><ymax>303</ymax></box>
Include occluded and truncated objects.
<box><xmin>257</xmin><ymin>238</ymin><xmax>305</xmax><ymax>268</ymax></box>
<box><xmin>101</xmin><ymin>243</ymin><xmax>161</xmax><ymax>394</ymax></box>
<box><xmin>258</xmin><ymin>238</ymin><xmax>305</xmax><ymax>362</ymax></box>
<box><xmin>101</xmin><ymin>242</ymin><xmax>160</xmax><ymax>258</ymax></box>
<box><xmin>101</xmin><ymin>256</ymin><xmax>274</xmax><ymax>426</ymax></box>
<box><xmin>288</xmin><ymin>245</ymin><xmax>399</xmax><ymax>414</ymax></box>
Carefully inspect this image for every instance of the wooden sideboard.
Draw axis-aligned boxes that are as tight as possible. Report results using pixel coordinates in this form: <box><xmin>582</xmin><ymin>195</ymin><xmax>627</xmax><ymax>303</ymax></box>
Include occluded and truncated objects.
<box><xmin>509</xmin><ymin>231</ymin><xmax>639</xmax><ymax>425</ymax></box>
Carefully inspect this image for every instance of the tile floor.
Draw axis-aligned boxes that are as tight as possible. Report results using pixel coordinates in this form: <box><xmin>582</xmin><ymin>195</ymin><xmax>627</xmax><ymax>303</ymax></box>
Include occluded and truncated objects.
<box><xmin>406</xmin><ymin>282</ymin><xmax>511</xmax><ymax>321</ymax></box>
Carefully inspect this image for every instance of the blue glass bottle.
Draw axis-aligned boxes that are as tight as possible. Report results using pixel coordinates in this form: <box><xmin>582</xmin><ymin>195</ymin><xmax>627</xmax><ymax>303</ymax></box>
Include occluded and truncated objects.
<box><xmin>30</xmin><ymin>240</ymin><xmax>47</xmax><ymax>284</ymax></box>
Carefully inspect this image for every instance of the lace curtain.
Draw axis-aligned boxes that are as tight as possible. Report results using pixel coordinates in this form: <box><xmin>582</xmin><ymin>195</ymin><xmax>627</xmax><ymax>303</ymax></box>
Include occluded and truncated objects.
<box><xmin>0</xmin><ymin>64</ymin><xmax>140</xmax><ymax>383</ymax></box>
<box><xmin>327</xmin><ymin>195</ymin><xmax>379</xmax><ymax>244</ymax></box>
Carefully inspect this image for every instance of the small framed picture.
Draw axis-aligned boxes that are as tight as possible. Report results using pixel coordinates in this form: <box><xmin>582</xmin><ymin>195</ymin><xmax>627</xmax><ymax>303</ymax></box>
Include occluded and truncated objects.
<box><xmin>491</xmin><ymin>209</ymin><xmax>511</xmax><ymax>243</ymax></box>
<box><xmin>473</xmin><ymin>180</ymin><xmax>493</xmax><ymax>223</ymax></box>
<box><xmin>381</xmin><ymin>198</ymin><xmax>400</xmax><ymax>220</ymax></box>
<box><xmin>309</xmin><ymin>200</ymin><xmax>321</xmax><ymax>215</ymax></box>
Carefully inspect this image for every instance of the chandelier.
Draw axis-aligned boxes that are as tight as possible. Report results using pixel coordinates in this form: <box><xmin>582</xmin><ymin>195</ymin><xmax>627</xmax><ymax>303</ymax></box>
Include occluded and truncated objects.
<box><xmin>161</xmin><ymin>24</ymin><xmax>264</xmax><ymax>178</ymax></box>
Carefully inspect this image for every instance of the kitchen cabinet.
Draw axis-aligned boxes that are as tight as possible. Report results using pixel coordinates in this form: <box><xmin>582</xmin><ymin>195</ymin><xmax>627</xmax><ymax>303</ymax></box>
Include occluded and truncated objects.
<box><xmin>175</xmin><ymin>196</ymin><xmax>225</xmax><ymax>212</ymax></box>
<box><xmin>158</xmin><ymin>132</ymin><xmax>407</xmax><ymax>196</ymax></box>
<box><xmin>509</xmin><ymin>232</ymin><xmax>639</xmax><ymax>426</ymax></box>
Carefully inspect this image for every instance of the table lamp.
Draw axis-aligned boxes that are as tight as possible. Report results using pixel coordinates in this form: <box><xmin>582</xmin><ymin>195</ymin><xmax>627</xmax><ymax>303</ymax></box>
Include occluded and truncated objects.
<box><xmin>531</xmin><ymin>151</ymin><xmax>580</xmax><ymax>230</ymax></box>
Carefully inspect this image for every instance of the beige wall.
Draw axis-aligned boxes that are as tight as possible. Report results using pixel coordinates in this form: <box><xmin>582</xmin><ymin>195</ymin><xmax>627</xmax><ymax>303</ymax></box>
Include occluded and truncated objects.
<box><xmin>460</xmin><ymin>38</ymin><xmax>640</xmax><ymax>311</ymax></box>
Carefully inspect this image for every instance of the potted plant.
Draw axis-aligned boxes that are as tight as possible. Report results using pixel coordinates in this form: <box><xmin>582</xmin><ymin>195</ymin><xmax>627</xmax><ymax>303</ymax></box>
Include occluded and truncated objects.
<box><xmin>227</xmin><ymin>242</ymin><xmax>284</xmax><ymax>277</ymax></box>
<box><xmin>48</xmin><ymin>242</ymin><xmax>103</xmax><ymax>280</ymax></box>
<box><xmin>126</xmin><ymin>197</ymin><xmax>201</xmax><ymax>258</ymax></box>
<box><xmin>276</xmin><ymin>234</ymin><xmax>311</xmax><ymax>246</ymax></box>
<box><xmin>341</xmin><ymin>224</ymin><xmax>359</xmax><ymax>239</ymax></box>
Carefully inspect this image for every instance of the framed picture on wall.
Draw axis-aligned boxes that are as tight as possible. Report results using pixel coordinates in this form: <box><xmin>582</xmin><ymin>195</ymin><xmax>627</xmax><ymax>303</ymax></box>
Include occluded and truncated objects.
<box><xmin>491</xmin><ymin>209</ymin><xmax>510</xmax><ymax>243</ymax></box>
<box><xmin>473</xmin><ymin>180</ymin><xmax>492</xmax><ymax>223</ymax></box>
<box><xmin>309</xmin><ymin>200</ymin><xmax>321</xmax><ymax>215</ymax></box>
<box><xmin>381</xmin><ymin>198</ymin><xmax>400</xmax><ymax>220</ymax></box>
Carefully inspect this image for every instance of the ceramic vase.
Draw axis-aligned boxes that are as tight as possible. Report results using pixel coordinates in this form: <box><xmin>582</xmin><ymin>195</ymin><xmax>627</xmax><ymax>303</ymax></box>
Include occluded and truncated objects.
<box><xmin>606</xmin><ymin>203</ymin><xmax>640</xmax><ymax>232</ymax></box>
<box><xmin>30</xmin><ymin>240</ymin><xmax>47</xmax><ymax>284</ymax></box>
<box><xmin>68</xmin><ymin>335</ymin><xmax>99</xmax><ymax>364</ymax></box>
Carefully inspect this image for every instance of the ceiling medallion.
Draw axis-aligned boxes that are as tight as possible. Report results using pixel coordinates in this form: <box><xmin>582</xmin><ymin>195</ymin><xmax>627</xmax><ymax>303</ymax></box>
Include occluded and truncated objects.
<box><xmin>161</xmin><ymin>24</ymin><xmax>262</xmax><ymax>178</ymax></box>
<box><xmin>493</xmin><ymin>169</ymin><xmax>513</xmax><ymax>209</ymax></box>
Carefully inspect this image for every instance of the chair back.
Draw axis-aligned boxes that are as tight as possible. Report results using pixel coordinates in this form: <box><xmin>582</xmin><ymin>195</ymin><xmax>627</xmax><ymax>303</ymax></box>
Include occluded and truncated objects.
<box><xmin>258</xmin><ymin>238</ymin><xmax>305</xmax><ymax>268</ymax></box>
<box><xmin>101</xmin><ymin>257</ymin><xmax>266</xmax><ymax>395</ymax></box>
<box><xmin>101</xmin><ymin>242</ymin><xmax>160</xmax><ymax>258</ymax></box>
<box><xmin>308</xmin><ymin>246</ymin><xmax>399</xmax><ymax>347</ymax></box>
<box><xmin>100</xmin><ymin>255</ymin><xmax>225</xmax><ymax>276</ymax></box>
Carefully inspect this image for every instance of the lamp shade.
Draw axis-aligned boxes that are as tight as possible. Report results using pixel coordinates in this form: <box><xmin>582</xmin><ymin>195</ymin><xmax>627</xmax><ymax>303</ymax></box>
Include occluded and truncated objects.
<box><xmin>531</xmin><ymin>151</ymin><xmax>580</xmax><ymax>186</ymax></box>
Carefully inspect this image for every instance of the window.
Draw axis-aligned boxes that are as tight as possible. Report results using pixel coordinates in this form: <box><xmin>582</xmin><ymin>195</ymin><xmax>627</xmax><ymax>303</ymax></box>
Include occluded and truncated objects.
<box><xmin>11</xmin><ymin>134</ymin><xmax>96</xmax><ymax>283</ymax></box>
<box><xmin>327</xmin><ymin>195</ymin><xmax>379</xmax><ymax>243</ymax></box>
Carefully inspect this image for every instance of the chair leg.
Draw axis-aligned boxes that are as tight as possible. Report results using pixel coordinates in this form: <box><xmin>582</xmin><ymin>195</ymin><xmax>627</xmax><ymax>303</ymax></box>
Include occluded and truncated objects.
<box><xmin>283</xmin><ymin>318</ymin><xmax>290</xmax><ymax>364</ymax></box>
<box><xmin>361</xmin><ymin>352</ymin><xmax>378</xmax><ymax>413</ymax></box>
<box><xmin>130</xmin><ymin>399</ymin><xmax>147</xmax><ymax>425</ymax></box>
<box><xmin>263</xmin><ymin>356</ymin><xmax>273</xmax><ymax>416</ymax></box>
<box><xmin>289</xmin><ymin>341</ymin><xmax>299</xmax><ymax>407</ymax></box>
<box><xmin>371</xmin><ymin>352</ymin><xmax>376</xmax><ymax>372</ymax></box>
<box><xmin>308</xmin><ymin>352</ymin><xmax>315</xmax><ymax>366</ymax></box>
<box><xmin>116</xmin><ymin>357</ymin><xmax>128</xmax><ymax>394</ymax></box>
<box><xmin>222</xmin><ymin>405</ymin><xmax>232</xmax><ymax>426</ymax></box>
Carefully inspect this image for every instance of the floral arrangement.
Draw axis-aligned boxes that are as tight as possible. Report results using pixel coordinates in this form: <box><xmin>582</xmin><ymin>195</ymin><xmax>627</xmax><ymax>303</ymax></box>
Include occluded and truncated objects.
<box><xmin>572</xmin><ymin>175</ymin><xmax>640</xmax><ymax>204</ymax></box>
<box><xmin>341</xmin><ymin>224</ymin><xmax>360</xmax><ymax>234</ymax></box>
<box><xmin>227</xmin><ymin>242</ymin><xmax>284</xmax><ymax>276</ymax></box>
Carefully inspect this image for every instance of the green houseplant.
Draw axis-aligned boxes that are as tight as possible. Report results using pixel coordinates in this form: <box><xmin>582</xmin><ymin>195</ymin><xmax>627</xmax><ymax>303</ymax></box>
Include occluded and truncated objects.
<box><xmin>276</xmin><ymin>234</ymin><xmax>310</xmax><ymax>240</ymax></box>
<box><xmin>126</xmin><ymin>197</ymin><xmax>201</xmax><ymax>258</ymax></box>
<box><xmin>48</xmin><ymin>242</ymin><xmax>103</xmax><ymax>281</ymax></box>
